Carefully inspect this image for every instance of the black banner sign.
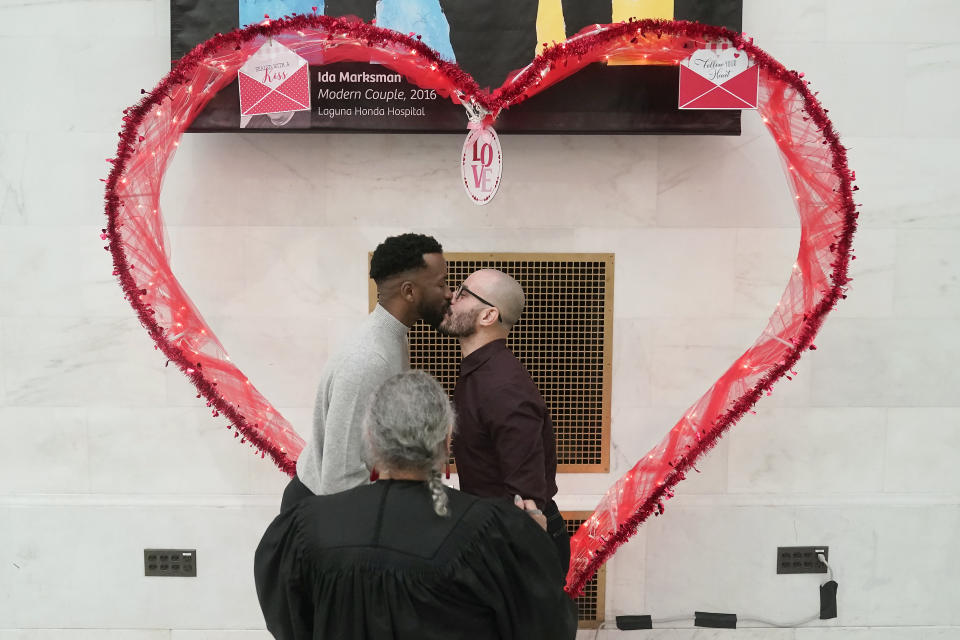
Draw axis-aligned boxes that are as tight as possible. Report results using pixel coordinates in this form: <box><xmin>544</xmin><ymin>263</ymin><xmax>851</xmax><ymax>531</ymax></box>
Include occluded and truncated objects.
<box><xmin>173</xmin><ymin>0</ymin><xmax>743</xmax><ymax>134</ymax></box>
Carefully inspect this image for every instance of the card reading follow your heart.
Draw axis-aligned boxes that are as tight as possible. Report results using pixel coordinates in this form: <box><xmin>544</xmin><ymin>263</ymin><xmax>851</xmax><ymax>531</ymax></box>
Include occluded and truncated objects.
<box><xmin>679</xmin><ymin>46</ymin><xmax>758</xmax><ymax>110</ymax></box>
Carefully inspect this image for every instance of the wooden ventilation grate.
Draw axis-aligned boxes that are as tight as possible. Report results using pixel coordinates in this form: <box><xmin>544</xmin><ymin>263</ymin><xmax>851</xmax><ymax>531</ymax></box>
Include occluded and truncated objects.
<box><xmin>564</xmin><ymin>510</ymin><xmax>606</xmax><ymax>628</ymax></box>
<box><xmin>371</xmin><ymin>253</ymin><xmax>614</xmax><ymax>472</ymax></box>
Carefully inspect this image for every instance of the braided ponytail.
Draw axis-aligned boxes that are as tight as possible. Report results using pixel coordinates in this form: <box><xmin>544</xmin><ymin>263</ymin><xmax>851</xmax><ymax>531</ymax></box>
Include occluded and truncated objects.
<box><xmin>427</xmin><ymin>470</ymin><xmax>449</xmax><ymax>517</ymax></box>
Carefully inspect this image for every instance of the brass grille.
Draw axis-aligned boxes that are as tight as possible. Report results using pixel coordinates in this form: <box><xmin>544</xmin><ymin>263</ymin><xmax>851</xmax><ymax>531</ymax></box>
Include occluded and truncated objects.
<box><xmin>564</xmin><ymin>511</ymin><xmax>605</xmax><ymax>628</ymax></box>
<box><xmin>370</xmin><ymin>252</ymin><xmax>613</xmax><ymax>472</ymax></box>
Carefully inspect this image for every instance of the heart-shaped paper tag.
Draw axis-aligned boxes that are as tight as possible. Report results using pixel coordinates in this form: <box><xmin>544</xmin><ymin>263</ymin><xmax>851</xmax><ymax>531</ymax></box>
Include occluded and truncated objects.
<box><xmin>104</xmin><ymin>16</ymin><xmax>858</xmax><ymax>595</ymax></box>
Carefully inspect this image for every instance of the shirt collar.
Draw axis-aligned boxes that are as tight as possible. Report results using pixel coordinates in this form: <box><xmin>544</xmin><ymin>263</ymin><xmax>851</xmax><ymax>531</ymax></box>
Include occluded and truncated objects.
<box><xmin>459</xmin><ymin>338</ymin><xmax>508</xmax><ymax>378</ymax></box>
<box><xmin>372</xmin><ymin>303</ymin><xmax>410</xmax><ymax>340</ymax></box>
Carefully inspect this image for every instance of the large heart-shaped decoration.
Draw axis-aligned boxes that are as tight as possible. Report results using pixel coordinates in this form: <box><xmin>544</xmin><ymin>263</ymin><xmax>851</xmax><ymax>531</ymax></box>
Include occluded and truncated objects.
<box><xmin>104</xmin><ymin>15</ymin><xmax>857</xmax><ymax>595</ymax></box>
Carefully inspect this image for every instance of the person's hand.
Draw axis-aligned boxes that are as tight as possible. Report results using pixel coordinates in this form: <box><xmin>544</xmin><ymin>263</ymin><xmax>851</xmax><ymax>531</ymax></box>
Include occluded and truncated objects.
<box><xmin>514</xmin><ymin>494</ymin><xmax>547</xmax><ymax>531</ymax></box>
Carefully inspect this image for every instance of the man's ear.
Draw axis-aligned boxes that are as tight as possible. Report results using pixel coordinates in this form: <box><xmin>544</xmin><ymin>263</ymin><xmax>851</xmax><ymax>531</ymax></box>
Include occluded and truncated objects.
<box><xmin>479</xmin><ymin>307</ymin><xmax>499</xmax><ymax>327</ymax></box>
<box><xmin>399</xmin><ymin>279</ymin><xmax>416</xmax><ymax>302</ymax></box>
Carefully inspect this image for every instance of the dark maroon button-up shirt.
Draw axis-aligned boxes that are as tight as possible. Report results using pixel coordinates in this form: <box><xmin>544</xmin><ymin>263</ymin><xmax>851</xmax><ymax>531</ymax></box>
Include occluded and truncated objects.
<box><xmin>451</xmin><ymin>339</ymin><xmax>558</xmax><ymax>507</ymax></box>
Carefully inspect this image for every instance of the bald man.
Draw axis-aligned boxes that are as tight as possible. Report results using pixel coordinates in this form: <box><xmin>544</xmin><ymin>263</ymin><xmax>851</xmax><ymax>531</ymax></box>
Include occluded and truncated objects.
<box><xmin>439</xmin><ymin>269</ymin><xmax>569</xmax><ymax>575</ymax></box>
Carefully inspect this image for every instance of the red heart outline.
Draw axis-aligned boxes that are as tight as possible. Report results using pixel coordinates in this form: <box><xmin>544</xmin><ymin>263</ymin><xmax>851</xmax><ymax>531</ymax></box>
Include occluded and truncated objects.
<box><xmin>103</xmin><ymin>15</ymin><xmax>858</xmax><ymax>595</ymax></box>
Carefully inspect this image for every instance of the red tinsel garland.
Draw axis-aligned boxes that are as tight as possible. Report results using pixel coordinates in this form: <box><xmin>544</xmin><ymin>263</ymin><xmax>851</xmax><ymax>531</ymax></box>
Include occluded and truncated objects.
<box><xmin>103</xmin><ymin>14</ymin><xmax>857</xmax><ymax>597</ymax></box>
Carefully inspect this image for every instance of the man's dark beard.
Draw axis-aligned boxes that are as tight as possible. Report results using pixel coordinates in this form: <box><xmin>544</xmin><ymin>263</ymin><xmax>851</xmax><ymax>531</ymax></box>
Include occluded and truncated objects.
<box><xmin>420</xmin><ymin>301</ymin><xmax>450</xmax><ymax>330</ymax></box>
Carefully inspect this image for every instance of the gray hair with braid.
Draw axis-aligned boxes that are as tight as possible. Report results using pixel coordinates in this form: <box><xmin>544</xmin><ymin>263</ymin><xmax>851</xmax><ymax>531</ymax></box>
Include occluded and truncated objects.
<box><xmin>364</xmin><ymin>370</ymin><xmax>455</xmax><ymax>517</ymax></box>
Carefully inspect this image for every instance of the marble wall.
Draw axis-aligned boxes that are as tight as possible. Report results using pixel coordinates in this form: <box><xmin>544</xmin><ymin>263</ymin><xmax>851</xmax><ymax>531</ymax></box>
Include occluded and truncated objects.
<box><xmin>1</xmin><ymin>0</ymin><xmax>957</xmax><ymax>637</ymax></box>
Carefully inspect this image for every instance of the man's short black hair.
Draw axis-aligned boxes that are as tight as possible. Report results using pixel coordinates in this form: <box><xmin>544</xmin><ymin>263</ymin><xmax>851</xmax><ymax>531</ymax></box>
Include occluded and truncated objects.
<box><xmin>369</xmin><ymin>233</ymin><xmax>443</xmax><ymax>283</ymax></box>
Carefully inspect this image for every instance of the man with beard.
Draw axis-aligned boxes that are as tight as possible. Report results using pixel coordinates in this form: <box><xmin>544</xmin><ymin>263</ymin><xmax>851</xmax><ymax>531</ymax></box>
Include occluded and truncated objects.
<box><xmin>439</xmin><ymin>269</ymin><xmax>569</xmax><ymax>575</ymax></box>
<box><xmin>282</xmin><ymin>233</ymin><xmax>453</xmax><ymax>510</ymax></box>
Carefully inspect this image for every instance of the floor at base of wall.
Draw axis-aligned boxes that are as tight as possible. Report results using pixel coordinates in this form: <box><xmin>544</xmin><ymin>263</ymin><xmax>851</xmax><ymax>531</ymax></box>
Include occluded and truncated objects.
<box><xmin>1</xmin><ymin>627</ymin><xmax>958</xmax><ymax>639</ymax></box>
<box><xmin>576</xmin><ymin>626</ymin><xmax>959</xmax><ymax>639</ymax></box>
<box><xmin>0</xmin><ymin>632</ymin><xmax>271</xmax><ymax>640</ymax></box>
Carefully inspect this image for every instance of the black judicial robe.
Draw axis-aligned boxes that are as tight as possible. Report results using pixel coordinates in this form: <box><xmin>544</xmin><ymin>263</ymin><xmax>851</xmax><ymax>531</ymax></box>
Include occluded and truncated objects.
<box><xmin>254</xmin><ymin>479</ymin><xmax>578</xmax><ymax>640</ymax></box>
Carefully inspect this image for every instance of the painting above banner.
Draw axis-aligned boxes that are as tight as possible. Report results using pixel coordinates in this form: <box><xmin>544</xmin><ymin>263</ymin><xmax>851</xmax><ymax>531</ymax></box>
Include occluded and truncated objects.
<box><xmin>172</xmin><ymin>0</ymin><xmax>743</xmax><ymax>134</ymax></box>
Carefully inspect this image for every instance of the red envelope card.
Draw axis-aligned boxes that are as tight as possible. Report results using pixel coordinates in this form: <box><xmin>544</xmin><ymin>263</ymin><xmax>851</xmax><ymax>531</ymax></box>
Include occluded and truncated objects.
<box><xmin>238</xmin><ymin>41</ymin><xmax>310</xmax><ymax>116</ymax></box>
<box><xmin>679</xmin><ymin>47</ymin><xmax>758</xmax><ymax>110</ymax></box>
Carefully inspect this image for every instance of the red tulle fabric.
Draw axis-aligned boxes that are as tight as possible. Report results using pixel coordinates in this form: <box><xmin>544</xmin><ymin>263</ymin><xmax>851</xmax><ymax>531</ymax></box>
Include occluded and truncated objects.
<box><xmin>103</xmin><ymin>15</ymin><xmax>857</xmax><ymax>597</ymax></box>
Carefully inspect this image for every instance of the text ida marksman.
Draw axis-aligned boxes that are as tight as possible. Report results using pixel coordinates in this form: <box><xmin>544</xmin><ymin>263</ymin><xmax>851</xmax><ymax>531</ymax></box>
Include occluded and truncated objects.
<box><xmin>316</xmin><ymin>70</ymin><xmax>437</xmax><ymax>103</ymax></box>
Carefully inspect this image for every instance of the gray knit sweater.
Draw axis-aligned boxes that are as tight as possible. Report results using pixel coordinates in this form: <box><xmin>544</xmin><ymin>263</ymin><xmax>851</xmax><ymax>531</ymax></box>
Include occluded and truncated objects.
<box><xmin>296</xmin><ymin>304</ymin><xmax>409</xmax><ymax>495</ymax></box>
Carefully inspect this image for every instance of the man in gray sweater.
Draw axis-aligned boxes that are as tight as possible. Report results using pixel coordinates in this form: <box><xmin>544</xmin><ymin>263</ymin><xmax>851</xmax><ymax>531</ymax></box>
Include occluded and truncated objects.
<box><xmin>281</xmin><ymin>234</ymin><xmax>452</xmax><ymax>510</ymax></box>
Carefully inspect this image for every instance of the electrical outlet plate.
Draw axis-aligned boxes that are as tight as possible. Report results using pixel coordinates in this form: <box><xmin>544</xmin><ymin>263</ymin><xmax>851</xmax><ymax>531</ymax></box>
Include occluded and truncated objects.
<box><xmin>777</xmin><ymin>546</ymin><xmax>828</xmax><ymax>574</ymax></box>
<box><xmin>144</xmin><ymin>548</ymin><xmax>197</xmax><ymax>577</ymax></box>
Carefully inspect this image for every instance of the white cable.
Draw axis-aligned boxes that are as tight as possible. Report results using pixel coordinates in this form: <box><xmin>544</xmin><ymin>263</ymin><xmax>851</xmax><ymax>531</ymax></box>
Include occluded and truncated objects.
<box><xmin>590</xmin><ymin>619</ymin><xmax>613</xmax><ymax>640</ymax></box>
<box><xmin>737</xmin><ymin>612</ymin><xmax>820</xmax><ymax>628</ymax></box>
<box><xmin>649</xmin><ymin>612</ymin><xmax>819</xmax><ymax>628</ymax></box>
<box><xmin>652</xmin><ymin>614</ymin><xmax>691</xmax><ymax>623</ymax></box>
<box><xmin>593</xmin><ymin>555</ymin><xmax>836</xmax><ymax>633</ymax></box>
<box><xmin>818</xmin><ymin>552</ymin><xmax>835</xmax><ymax>583</ymax></box>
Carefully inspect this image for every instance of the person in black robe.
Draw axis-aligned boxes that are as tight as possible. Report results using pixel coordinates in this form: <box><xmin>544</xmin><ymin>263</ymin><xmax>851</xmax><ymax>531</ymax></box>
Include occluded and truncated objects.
<box><xmin>254</xmin><ymin>370</ymin><xmax>578</xmax><ymax>640</ymax></box>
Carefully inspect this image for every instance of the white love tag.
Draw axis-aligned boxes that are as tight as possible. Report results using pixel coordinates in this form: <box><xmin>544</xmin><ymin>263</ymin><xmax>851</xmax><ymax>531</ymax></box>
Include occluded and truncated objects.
<box><xmin>460</xmin><ymin>125</ymin><xmax>502</xmax><ymax>205</ymax></box>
